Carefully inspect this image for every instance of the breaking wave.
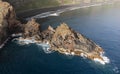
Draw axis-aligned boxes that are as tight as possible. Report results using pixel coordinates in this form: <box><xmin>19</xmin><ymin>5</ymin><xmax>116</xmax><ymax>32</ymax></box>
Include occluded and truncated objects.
<box><xmin>13</xmin><ymin>37</ymin><xmax>37</xmax><ymax>45</ymax></box>
<box><xmin>26</xmin><ymin>10</ymin><xmax>65</xmax><ymax>20</ymax></box>
<box><xmin>94</xmin><ymin>52</ymin><xmax>110</xmax><ymax>65</ymax></box>
<box><xmin>13</xmin><ymin>37</ymin><xmax>53</xmax><ymax>53</ymax></box>
<box><xmin>37</xmin><ymin>43</ymin><xmax>53</xmax><ymax>54</ymax></box>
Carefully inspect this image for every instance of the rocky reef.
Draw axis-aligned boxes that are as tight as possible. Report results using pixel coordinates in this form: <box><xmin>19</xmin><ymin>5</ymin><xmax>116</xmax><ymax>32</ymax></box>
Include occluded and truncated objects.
<box><xmin>0</xmin><ymin>1</ymin><xmax>109</xmax><ymax>64</ymax></box>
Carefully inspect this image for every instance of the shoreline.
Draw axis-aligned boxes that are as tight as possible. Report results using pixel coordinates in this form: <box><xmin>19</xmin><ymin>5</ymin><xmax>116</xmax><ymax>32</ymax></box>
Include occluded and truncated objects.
<box><xmin>17</xmin><ymin>1</ymin><xmax>120</xmax><ymax>19</ymax></box>
<box><xmin>1</xmin><ymin>1</ymin><xmax>119</xmax><ymax>49</ymax></box>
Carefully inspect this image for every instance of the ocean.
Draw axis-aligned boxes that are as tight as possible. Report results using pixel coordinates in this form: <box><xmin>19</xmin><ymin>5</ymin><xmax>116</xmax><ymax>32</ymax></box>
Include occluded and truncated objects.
<box><xmin>0</xmin><ymin>3</ymin><xmax>120</xmax><ymax>74</ymax></box>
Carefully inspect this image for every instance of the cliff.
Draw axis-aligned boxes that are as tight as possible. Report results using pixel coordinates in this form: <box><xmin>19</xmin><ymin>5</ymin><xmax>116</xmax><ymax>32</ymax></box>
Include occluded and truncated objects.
<box><xmin>0</xmin><ymin>0</ymin><xmax>22</xmax><ymax>46</ymax></box>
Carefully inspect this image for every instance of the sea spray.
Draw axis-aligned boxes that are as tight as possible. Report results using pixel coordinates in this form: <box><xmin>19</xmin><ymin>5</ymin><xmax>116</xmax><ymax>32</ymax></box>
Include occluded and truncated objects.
<box><xmin>37</xmin><ymin>43</ymin><xmax>53</xmax><ymax>54</ymax></box>
<box><xmin>94</xmin><ymin>52</ymin><xmax>110</xmax><ymax>65</ymax></box>
<box><xmin>14</xmin><ymin>37</ymin><xmax>53</xmax><ymax>53</ymax></box>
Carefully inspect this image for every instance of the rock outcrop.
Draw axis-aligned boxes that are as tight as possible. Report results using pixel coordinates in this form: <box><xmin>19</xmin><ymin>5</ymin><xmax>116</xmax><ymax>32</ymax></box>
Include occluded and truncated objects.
<box><xmin>0</xmin><ymin>0</ymin><xmax>22</xmax><ymax>46</ymax></box>
<box><xmin>23</xmin><ymin>19</ymin><xmax>40</xmax><ymax>38</ymax></box>
<box><xmin>50</xmin><ymin>23</ymin><xmax>104</xmax><ymax>59</ymax></box>
<box><xmin>20</xmin><ymin>19</ymin><xmax>105</xmax><ymax>63</ymax></box>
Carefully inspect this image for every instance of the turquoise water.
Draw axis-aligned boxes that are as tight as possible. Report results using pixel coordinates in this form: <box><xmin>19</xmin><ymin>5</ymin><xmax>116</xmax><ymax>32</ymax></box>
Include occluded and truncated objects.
<box><xmin>0</xmin><ymin>3</ymin><xmax>120</xmax><ymax>74</ymax></box>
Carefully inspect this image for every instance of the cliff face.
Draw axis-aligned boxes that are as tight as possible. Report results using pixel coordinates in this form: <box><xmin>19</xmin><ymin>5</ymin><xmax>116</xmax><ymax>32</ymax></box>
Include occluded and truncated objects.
<box><xmin>0</xmin><ymin>1</ymin><xmax>22</xmax><ymax>45</ymax></box>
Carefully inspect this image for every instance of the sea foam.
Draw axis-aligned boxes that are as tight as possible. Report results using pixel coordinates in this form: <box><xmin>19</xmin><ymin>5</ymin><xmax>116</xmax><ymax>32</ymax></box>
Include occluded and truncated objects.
<box><xmin>26</xmin><ymin>10</ymin><xmax>63</xmax><ymax>20</ymax></box>
<box><xmin>94</xmin><ymin>52</ymin><xmax>110</xmax><ymax>65</ymax></box>
<box><xmin>14</xmin><ymin>37</ymin><xmax>52</xmax><ymax>53</ymax></box>
<box><xmin>15</xmin><ymin>37</ymin><xmax>37</xmax><ymax>45</ymax></box>
<box><xmin>37</xmin><ymin>43</ymin><xmax>52</xmax><ymax>54</ymax></box>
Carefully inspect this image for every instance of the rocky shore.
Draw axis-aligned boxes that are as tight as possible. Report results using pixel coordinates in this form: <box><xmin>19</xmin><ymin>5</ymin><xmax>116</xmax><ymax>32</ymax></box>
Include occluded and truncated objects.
<box><xmin>0</xmin><ymin>1</ymin><xmax>109</xmax><ymax>64</ymax></box>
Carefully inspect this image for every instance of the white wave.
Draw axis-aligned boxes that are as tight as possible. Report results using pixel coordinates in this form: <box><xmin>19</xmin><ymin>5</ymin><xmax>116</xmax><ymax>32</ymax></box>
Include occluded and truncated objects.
<box><xmin>26</xmin><ymin>10</ymin><xmax>63</xmax><ymax>20</ymax></box>
<box><xmin>101</xmin><ymin>52</ymin><xmax>110</xmax><ymax>64</ymax></box>
<box><xmin>80</xmin><ymin>53</ymin><xmax>87</xmax><ymax>58</ymax></box>
<box><xmin>11</xmin><ymin>33</ymin><xmax>22</xmax><ymax>37</ymax></box>
<box><xmin>64</xmin><ymin>52</ymin><xmax>71</xmax><ymax>55</ymax></box>
<box><xmin>15</xmin><ymin>37</ymin><xmax>38</xmax><ymax>45</ymax></box>
<box><xmin>94</xmin><ymin>58</ymin><xmax>106</xmax><ymax>65</ymax></box>
<box><xmin>94</xmin><ymin>52</ymin><xmax>110</xmax><ymax>65</ymax></box>
<box><xmin>15</xmin><ymin>37</ymin><xmax>53</xmax><ymax>53</ymax></box>
<box><xmin>71</xmin><ymin>52</ymin><xmax>75</xmax><ymax>55</ymax></box>
<box><xmin>102</xmin><ymin>56</ymin><xmax>110</xmax><ymax>64</ymax></box>
<box><xmin>37</xmin><ymin>43</ymin><xmax>52</xmax><ymax>54</ymax></box>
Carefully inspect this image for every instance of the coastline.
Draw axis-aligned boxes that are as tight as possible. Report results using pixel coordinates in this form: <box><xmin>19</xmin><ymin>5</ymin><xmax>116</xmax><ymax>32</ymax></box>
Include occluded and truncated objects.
<box><xmin>1</xmin><ymin>1</ymin><xmax>119</xmax><ymax>49</ymax></box>
<box><xmin>17</xmin><ymin>1</ymin><xmax>119</xmax><ymax>19</ymax></box>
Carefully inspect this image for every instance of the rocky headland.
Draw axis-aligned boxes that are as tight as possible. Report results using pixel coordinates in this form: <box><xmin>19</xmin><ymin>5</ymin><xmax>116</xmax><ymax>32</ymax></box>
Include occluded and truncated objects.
<box><xmin>0</xmin><ymin>0</ymin><xmax>22</xmax><ymax>48</ymax></box>
<box><xmin>0</xmin><ymin>0</ymin><xmax>109</xmax><ymax>64</ymax></box>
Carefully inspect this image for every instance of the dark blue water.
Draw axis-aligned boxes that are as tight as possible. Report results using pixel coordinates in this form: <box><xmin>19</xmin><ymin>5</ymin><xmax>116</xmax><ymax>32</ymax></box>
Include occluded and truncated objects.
<box><xmin>0</xmin><ymin>3</ymin><xmax>120</xmax><ymax>74</ymax></box>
